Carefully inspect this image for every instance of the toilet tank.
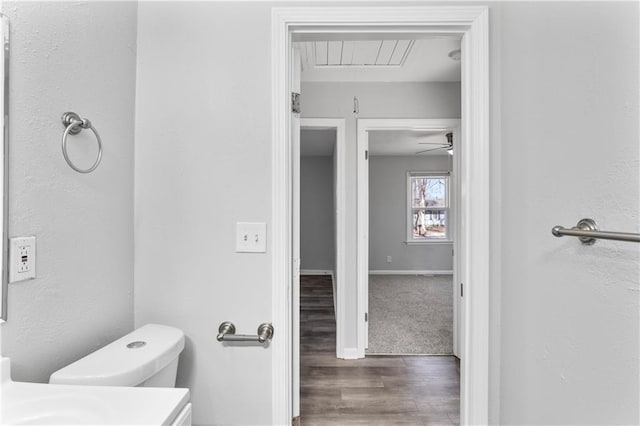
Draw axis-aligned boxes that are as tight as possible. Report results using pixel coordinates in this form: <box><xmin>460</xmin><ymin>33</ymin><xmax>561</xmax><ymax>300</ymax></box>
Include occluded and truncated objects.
<box><xmin>49</xmin><ymin>324</ymin><xmax>185</xmax><ymax>387</ymax></box>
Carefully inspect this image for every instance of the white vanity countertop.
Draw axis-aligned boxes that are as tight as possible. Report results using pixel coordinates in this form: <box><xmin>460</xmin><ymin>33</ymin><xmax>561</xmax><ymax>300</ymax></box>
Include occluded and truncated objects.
<box><xmin>1</xmin><ymin>358</ymin><xmax>190</xmax><ymax>425</ymax></box>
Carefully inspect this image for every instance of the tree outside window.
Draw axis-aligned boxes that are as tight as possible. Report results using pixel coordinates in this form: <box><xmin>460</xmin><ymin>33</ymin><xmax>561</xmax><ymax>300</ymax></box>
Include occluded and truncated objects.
<box><xmin>408</xmin><ymin>173</ymin><xmax>449</xmax><ymax>241</ymax></box>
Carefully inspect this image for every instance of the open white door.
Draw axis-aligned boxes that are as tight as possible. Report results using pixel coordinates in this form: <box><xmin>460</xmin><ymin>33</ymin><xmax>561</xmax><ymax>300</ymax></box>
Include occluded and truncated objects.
<box><xmin>356</xmin><ymin>123</ymin><xmax>370</xmax><ymax>354</ymax></box>
<box><xmin>364</xmin><ymin>133</ymin><xmax>369</xmax><ymax>351</ymax></box>
<box><xmin>452</xmin><ymin>129</ymin><xmax>462</xmax><ymax>359</ymax></box>
<box><xmin>291</xmin><ymin>46</ymin><xmax>301</xmax><ymax>421</ymax></box>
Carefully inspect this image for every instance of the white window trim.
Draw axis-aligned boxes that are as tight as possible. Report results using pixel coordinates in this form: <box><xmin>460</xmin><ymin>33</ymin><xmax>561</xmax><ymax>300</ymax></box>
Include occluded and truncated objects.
<box><xmin>405</xmin><ymin>239</ymin><xmax>453</xmax><ymax>245</ymax></box>
<box><xmin>406</xmin><ymin>171</ymin><xmax>451</xmax><ymax>244</ymax></box>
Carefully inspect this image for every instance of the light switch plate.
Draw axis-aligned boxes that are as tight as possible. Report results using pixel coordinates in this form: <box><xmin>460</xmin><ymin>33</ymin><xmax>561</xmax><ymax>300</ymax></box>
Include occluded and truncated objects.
<box><xmin>236</xmin><ymin>222</ymin><xmax>267</xmax><ymax>253</ymax></box>
<box><xmin>9</xmin><ymin>236</ymin><xmax>36</xmax><ymax>283</ymax></box>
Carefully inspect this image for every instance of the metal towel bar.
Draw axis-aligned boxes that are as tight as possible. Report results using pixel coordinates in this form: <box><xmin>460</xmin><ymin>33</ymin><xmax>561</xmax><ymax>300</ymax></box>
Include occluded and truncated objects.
<box><xmin>217</xmin><ymin>321</ymin><xmax>274</xmax><ymax>344</ymax></box>
<box><xmin>552</xmin><ymin>218</ymin><xmax>640</xmax><ymax>245</ymax></box>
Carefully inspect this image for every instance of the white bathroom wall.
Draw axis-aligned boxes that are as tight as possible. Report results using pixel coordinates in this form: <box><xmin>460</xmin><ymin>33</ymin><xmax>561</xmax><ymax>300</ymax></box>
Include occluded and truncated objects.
<box><xmin>0</xmin><ymin>1</ymin><xmax>136</xmax><ymax>382</ymax></box>
<box><xmin>134</xmin><ymin>2</ymin><xmax>639</xmax><ymax>425</ymax></box>
<box><xmin>497</xmin><ymin>2</ymin><xmax>639</xmax><ymax>424</ymax></box>
<box><xmin>369</xmin><ymin>155</ymin><xmax>452</xmax><ymax>272</ymax></box>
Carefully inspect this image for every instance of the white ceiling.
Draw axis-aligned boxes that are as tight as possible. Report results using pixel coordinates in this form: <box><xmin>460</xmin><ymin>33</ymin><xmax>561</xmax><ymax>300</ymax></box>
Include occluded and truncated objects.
<box><xmin>301</xmin><ymin>128</ymin><xmax>336</xmax><ymax>156</ymax></box>
<box><xmin>301</xmin><ymin>39</ymin><xmax>415</xmax><ymax>67</ymax></box>
<box><xmin>297</xmin><ymin>38</ymin><xmax>461</xmax><ymax>82</ymax></box>
<box><xmin>369</xmin><ymin>130</ymin><xmax>452</xmax><ymax>156</ymax></box>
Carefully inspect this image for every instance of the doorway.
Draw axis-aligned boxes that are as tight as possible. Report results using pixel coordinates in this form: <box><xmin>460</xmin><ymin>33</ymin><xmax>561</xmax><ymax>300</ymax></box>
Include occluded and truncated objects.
<box><xmin>360</xmin><ymin>120</ymin><xmax>461</xmax><ymax>359</ymax></box>
<box><xmin>299</xmin><ymin>118</ymin><xmax>347</xmax><ymax>359</ymax></box>
<box><xmin>294</xmin><ymin>119</ymin><xmax>346</xmax><ymax>420</ymax></box>
<box><xmin>357</xmin><ymin>119</ymin><xmax>461</xmax><ymax>358</ymax></box>
<box><xmin>271</xmin><ymin>6</ymin><xmax>491</xmax><ymax>425</ymax></box>
<box><xmin>299</xmin><ymin>118</ymin><xmax>463</xmax><ymax>424</ymax></box>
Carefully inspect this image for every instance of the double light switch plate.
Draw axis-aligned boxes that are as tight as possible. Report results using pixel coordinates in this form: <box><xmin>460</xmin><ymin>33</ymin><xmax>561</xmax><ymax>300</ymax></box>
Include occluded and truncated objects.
<box><xmin>236</xmin><ymin>223</ymin><xmax>267</xmax><ymax>253</ymax></box>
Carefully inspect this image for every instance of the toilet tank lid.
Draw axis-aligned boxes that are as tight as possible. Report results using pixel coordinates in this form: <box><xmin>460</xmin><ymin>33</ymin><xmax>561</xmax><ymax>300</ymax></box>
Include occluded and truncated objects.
<box><xmin>49</xmin><ymin>324</ymin><xmax>185</xmax><ymax>387</ymax></box>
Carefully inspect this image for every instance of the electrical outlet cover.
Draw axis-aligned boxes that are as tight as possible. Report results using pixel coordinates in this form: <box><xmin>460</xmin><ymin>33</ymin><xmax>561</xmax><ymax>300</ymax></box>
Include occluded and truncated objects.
<box><xmin>9</xmin><ymin>236</ymin><xmax>36</xmax><ymax>282</ymax></box>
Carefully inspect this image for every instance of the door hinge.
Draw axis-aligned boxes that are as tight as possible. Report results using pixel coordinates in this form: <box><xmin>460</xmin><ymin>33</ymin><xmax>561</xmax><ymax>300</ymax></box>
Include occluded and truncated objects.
<box><xmin>291</xmin><ymin>92</ymin><xmax>301</xmax><ymax>114</ymax></box>
<box><xmin>460</xmin><ymin>283</ymin><xmax>464</xmax><ymax>298</ymax></box>
<box><xmin>365</xmin><ymin>312</ymin><xmax>368</xmax><ymax>322</ymax></box>
<box><xmin>365</xmin><ymin>150</ymin><xmax>369</xmax><ymax>160</ymax></box>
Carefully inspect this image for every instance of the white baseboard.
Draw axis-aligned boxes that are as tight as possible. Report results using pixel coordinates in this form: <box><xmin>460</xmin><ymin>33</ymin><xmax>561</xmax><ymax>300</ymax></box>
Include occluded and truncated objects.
<box><xmin>340</xmin><ymin>347</ymin><xmax>360</xmax><ymax>360</ymax></box>
<box><xmin>300</xmin><ymin>269</ymin><xmax>332</xmax><ymax>275</ymax></box>
<box><xmin>369</xmin><ymin>270</ymin><xmax>453</xmax><ymax>276</ymax></box>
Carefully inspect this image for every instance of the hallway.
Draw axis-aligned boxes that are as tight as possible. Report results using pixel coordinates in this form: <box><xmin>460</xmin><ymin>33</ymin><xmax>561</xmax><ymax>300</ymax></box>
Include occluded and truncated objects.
<box><xmin>300</xmin><ymin>275</ymin><xmax>460</xmax><ymax>426</ymax></box>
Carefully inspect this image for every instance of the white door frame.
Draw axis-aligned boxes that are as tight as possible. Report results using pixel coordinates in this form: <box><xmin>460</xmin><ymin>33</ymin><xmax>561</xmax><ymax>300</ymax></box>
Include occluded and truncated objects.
<box><xmin>356</xmin><ymin>118</ymin><xmax>461</xmax><ymax>358</ymax></box>
<box><xmin>300</xmin><ymin>118</ymin><xmax>347</xmax><ymax>359</ymax></box>
<box><xmin>271</xmin><ymin>6</ymin><xmax>490</xmax><ymax>425</ymax></box>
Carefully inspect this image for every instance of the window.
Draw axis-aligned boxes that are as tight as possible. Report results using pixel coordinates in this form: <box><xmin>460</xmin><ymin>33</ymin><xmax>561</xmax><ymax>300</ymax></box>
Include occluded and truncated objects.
<box><xmin>407</xmin><ymin>172</ymin><xmax>449</xmax><ymax>242</ymax></box>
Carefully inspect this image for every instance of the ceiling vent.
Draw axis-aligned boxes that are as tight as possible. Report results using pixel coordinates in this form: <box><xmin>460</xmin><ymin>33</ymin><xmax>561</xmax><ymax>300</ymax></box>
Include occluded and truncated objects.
<box><xmin>300</xmin><ymin>40</ymin><xmax>415</xmax><ymax>69</ymax></box>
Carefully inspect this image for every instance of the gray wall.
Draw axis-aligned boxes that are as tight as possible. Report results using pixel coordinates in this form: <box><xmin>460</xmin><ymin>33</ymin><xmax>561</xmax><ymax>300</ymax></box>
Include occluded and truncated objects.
<box><xmin>132</xmin><ymin>2</ymin><xmax>639</xmax><ymax>425</ymax></box>
<box><xmin>300</xmin><ymin>156</ymin><xmax>334</xmax><ymax>271</ymax></box>
<box><xmin>369</xmin><ymin>155</ymin><xmax>452</xmax><ymax>271</ymax></box>
<box><xmin>497</xmin><ymin>3</ymin><xmax>639</xmax><ymax>424</ymax></box>
<box><xmin>1</xmin><ymin>1</ymin><xmax>136</xmax><ymax>383</ymax></box>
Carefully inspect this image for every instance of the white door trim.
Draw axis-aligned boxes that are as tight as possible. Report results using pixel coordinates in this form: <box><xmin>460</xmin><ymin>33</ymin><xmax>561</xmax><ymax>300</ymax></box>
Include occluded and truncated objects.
<box><xmin>271</xmin><ymin>6</ymin><xmax>490</xmax><ymax>426</ymax></box>
<box><xmin>356</xmin><ymin>118</ymin><xmax>461</xmax><ymax>358</ymax></box>
<box><xmin>300</xmin><ymin>118</ymin><xmax>347</xmax><ymax>359</ymax></box>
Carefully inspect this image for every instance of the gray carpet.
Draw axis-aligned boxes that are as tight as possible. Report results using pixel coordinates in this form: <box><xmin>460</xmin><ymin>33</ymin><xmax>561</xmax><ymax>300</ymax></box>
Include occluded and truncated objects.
<box><xmin>366</xmin><ymin>274</ymin><xmax>453</xmax><ymax>355</ymax></box>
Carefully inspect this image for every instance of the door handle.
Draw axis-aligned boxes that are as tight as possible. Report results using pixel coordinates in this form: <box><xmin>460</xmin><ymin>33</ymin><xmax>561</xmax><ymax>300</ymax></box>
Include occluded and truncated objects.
<box><xmin>216</xmin><ymin>321</ymin><xmax>274</xmax><ymax>344</ymax></box>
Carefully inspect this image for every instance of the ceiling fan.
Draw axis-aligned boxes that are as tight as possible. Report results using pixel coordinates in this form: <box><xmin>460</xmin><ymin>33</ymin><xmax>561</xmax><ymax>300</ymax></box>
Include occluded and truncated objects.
<box><xmin>416</xmin><ymin>132</ymin><xmax>453</xmax><ymax>155</ymax></box>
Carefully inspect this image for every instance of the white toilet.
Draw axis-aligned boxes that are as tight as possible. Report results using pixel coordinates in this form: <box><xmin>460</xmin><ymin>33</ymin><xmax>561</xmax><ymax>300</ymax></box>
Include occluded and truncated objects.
<box><xmin>49</xmin><ymin>324</ymin><xmax>185</xmax><ymax>387</ymax></box>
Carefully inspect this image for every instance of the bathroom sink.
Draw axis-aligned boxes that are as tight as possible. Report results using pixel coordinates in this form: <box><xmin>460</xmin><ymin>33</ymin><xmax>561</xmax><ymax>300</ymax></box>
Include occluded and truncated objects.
<box><xmin>1</xmin><ymin>358</ymin><xmax>191</xmax><ymax>425</ymax></box>
<box><xmin>6</xmin><ymin>409</ymin><xmax>106</xmax><ymax>425</ymax></box>
<box><xmin>2</xmin><ymin>392</ymin><xmax>110</xmax><ymax>425</ymax></box>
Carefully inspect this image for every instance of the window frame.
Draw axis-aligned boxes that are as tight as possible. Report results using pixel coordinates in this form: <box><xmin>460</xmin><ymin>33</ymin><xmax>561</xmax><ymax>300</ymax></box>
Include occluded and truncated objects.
<box><xmin>406</xmin><ymin>171</ymin><xmax>451</xmax><ymax>244</ymax></box>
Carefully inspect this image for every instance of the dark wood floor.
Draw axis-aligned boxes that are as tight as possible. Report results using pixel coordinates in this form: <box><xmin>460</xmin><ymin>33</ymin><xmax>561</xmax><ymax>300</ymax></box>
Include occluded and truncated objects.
<box><xmin>300</xmin><ymin>275</ymin><xmax>460</xmax><ymax>426</ymax></box>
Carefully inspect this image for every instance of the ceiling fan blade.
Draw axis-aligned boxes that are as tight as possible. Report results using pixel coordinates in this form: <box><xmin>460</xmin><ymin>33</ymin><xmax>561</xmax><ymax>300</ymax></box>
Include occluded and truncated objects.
<box><xmin>415</xmin><ymin>146</ymin><xmax>446</xmax><ymax>154</ymax></box>
<box><xmin>417</xmin><ymin>142</ymin><xmax>449</xmax><ymax>145</ymax></box>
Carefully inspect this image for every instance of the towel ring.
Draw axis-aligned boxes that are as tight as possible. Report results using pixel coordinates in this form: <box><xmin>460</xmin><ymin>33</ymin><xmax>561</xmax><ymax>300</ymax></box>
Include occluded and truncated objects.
<box><xmin>61</xmin><ymin>112</ymin><xmax>103</xmax><ymax>174</ymax></box>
